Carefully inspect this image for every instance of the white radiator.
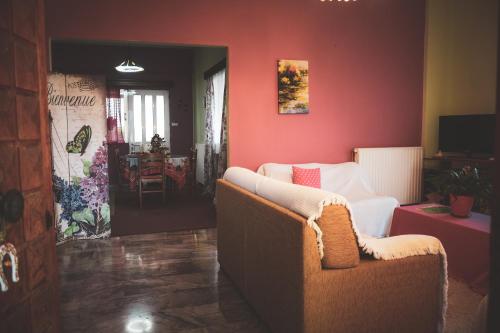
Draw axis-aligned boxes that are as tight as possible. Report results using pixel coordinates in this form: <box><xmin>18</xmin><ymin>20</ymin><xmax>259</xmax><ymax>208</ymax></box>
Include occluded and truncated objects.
<box><xmin>353</xmin><ymin>147</ymin><xmax>423</xmax><ymax>205</ymax></box>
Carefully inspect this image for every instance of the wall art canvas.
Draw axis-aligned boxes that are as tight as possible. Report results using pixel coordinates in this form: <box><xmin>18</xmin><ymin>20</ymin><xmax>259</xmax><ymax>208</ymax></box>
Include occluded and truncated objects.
<box><xmin>48</xmin><ymin>73</ymin><xmax>110</xmax><ymax>244</ymax></box>
<box><xmin>278</xmin><ymin>60</ymin><xmax>309</xmax><ymax>114</ymax></box>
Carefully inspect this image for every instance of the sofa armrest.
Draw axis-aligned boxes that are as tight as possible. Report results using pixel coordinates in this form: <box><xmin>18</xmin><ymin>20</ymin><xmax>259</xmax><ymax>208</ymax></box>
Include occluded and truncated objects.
<box><xmin>217</xmin><ymin>179</ymin><xmax>320</xmax><ymax>333</ymax></box>
<box><xmin>304</xmin><ymin>254</ymin><xmax>442</xmax><ymax>333</ymax></box>
<box><xmin>317</xmin><ymin>205</ymin><xmax>360</xmax><ymax>268</ymax></box>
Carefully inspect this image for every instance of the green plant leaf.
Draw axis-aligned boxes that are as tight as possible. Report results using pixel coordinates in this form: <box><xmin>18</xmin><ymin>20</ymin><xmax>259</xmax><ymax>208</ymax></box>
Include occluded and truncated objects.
<box><xmin>440</xmin><ymin>167</ymin><xmax>492</xmax><ymax>199</ymax></box>
<box><xmin>71</xmin><ymin>176</ymin><xmax>81</xmax><ymax>185</ymax></box>
<box><xmin>72</xmin><ymin>222</ymin><xmax>80</xmax><ymax>233</ymax></box>
<box><xmin>64</xmin><ymin>226</ymin><xmax>73</xmax><ymax>236</ymax></box>
<box><xmin>83</xmin><ymin>160</ymin><xmax>91</xmax><ymax>177</ymax></box>
<box><xmin>72</xmin><ymin>208</ymin><xmax>95</xmax><ymax>226</ymax></box>
<box><xmin>64</xmin><ymin>222</ymin><xmax>80</xmax><ymax>236</ymax></box>
<box><xmin>100</xmin><ymin>203</ymin><xmax>110</xmax><ymax>225</ymax></box>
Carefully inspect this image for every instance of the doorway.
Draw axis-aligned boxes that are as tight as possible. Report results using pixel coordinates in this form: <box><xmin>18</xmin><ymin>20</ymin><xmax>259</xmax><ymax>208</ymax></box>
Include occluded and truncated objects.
<box><xmin>49</xmin><ymin>40</ymin><xmax>228</xmax><ymax>238</ymax></box>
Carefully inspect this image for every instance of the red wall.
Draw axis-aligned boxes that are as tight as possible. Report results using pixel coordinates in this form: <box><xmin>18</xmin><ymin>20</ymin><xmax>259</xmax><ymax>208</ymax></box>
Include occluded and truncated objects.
<box><xmin>46</xmin><ymin>0</ymin><xmax>426</xmax><ymax>170</ymax></box>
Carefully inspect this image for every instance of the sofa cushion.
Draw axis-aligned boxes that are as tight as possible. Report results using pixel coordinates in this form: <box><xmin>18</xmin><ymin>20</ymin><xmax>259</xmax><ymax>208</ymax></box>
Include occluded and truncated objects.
<box><xmin>223</xmin><ymin>166</ymin><xmax>261</xmax><ymax>194</ymax></box>
<box><xmin>292</xmin><ymin>166</ymin><xmax>321</xmax><ymax>188</ymax></box>
<box><xmin>317</xmin><ymin>205</ymin><xmax>360</xmax><ymax>268</ymax></box>
<box><xmin>349</xmin><ymin>194</ymin><xmax>399</xmax><ymax>237</ymax></box>
<box><xmin>257</xmin><ymin>162</ymin><xmax>399</xmax><ymax>238</ymax></box>
<box><xmin>257</xmin><ymin>162</ymin><xmax>375</xmax><ymax>195</ymax></box>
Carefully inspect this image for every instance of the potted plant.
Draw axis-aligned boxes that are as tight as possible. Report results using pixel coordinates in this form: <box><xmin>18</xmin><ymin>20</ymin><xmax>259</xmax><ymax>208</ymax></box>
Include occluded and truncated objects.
<box><xmin>441</xmin><ymin>166</ymin><xmax>491</xmax><ymax>218</ymax></box>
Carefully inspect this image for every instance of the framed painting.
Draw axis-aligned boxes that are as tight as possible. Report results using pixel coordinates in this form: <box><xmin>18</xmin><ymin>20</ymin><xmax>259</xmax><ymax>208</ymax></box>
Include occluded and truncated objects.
<box><xmin>278</xmin><ymin>60</ymin><xmax>309</xmax><ymax>114</ymax></box>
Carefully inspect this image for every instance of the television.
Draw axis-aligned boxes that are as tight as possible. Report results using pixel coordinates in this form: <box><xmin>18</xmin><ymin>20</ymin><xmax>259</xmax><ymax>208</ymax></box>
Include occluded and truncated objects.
<box><xmin>438</xmin><ymin>114</ymin><xmax>496</xmax><ymax>156</ymax></box>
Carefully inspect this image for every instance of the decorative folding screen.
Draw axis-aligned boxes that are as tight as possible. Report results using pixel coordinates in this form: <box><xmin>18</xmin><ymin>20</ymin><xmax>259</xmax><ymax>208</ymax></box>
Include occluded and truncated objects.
<box><xmin>48</xmin><ymin>73</ymin><xmax>110</xmax><ymax>244</ymax></box>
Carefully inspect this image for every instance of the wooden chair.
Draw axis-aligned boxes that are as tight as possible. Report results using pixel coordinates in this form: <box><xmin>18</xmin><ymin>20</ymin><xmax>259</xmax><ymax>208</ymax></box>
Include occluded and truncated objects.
<box><xmin>190</xmin><ymin>146</ymin><xmax>197</xmax><ymax>185</ymax></box>
<box><xmin>187</xmin><ymin>146</ymin><xmax>197</xmax><ymax>194</ymax></box>
<box><xmin>138</xmin><ymin>153</ymin><xmax>166</xmax><ymax>208</ymax></box>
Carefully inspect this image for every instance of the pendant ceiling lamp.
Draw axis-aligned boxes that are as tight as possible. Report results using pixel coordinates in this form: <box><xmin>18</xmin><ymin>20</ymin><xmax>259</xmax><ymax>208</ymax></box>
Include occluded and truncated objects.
<box><xmin>115</xmin><ymin>59</ymin><xmax>144</xmax><ymax>73</ymax></box>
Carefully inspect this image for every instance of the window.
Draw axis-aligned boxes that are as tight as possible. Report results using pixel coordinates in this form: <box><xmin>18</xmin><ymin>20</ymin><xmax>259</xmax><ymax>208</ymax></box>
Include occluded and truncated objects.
<box><xmin>121</xmin><ymin>89</ymin><xmax>170</xmax><ymax>145</ymax></box>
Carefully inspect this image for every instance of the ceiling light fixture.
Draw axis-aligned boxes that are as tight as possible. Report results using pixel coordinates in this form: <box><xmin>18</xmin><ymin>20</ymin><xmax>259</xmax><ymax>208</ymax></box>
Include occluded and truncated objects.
<box><xmin>115</xmin><ymin>59</ymin><xmax>144</xmax><ymax>73</ymax></box>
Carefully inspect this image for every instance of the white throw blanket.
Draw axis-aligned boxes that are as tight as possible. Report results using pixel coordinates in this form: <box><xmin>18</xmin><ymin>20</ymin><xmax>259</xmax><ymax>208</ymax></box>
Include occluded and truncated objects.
<box><xmin>257</xmin><ymin>162</ymin><xmax>400</xmax><ymax>237</ymax></box>
<box><xmin>223</xmin><ymin>167</ymin><xmax>448</xmax><ymax>332</ymax></box>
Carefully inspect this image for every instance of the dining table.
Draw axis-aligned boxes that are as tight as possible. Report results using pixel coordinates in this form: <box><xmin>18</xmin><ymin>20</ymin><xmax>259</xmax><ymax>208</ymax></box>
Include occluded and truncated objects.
<box><xmin>120</xmin><ymin>153</ymin><xmax>190</xmax><ymax>192</ymax></box>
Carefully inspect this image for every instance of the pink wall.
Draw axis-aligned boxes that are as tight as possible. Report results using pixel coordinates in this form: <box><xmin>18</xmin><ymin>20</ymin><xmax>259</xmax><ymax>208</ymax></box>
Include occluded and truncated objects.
<box><xmin>46</xmin><ymin>0</ymin><xmax>425</xmax><ymax>170</ymax></box>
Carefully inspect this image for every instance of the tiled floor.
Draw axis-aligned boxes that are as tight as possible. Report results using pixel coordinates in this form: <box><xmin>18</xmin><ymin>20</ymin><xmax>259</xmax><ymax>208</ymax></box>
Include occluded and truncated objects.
<box><xmin>58</xmin><ymin>229</ymin><xmax>484</xmax><ymax>333</ymax></box>
<box><xmin>57</xmin><ymin>229</ymin><xmax>267</xmax><ymax>333</ymax></box>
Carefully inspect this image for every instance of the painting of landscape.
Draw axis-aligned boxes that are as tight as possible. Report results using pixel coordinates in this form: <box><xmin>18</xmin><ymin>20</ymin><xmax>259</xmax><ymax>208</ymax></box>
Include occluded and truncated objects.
<box><xmin>278</xmin><ymin>60</ymin><xmax>309</xmax><ymax>114</ymax></box>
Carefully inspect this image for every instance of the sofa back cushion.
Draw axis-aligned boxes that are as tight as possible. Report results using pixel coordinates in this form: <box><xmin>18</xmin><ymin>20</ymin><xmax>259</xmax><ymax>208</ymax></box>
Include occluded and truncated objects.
<box><xmin>317</xmin><ymin>205</ymin><xmax>360</xmax><ymax>268</ymax></box>
<box><xmin>257</xmin><ymin>162</ymin><xmax>375</xmax><ymax>199</ymax></box>
<box><xmin>222</xmin><ymin>166</ymin><xmax>261</xmax><ymax>194</ymax></box>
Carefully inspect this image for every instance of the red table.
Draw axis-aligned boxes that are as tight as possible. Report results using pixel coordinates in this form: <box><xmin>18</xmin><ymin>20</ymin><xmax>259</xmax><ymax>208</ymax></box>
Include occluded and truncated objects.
<box><xmin>391</xmin><ymin>204</ymin><xmax>490</xmax><ymax>294</ymax></box>
<box><xmin>119</xmin><ymin>154</ymin><xmax>189</xmax><ymax>191</ymax></box>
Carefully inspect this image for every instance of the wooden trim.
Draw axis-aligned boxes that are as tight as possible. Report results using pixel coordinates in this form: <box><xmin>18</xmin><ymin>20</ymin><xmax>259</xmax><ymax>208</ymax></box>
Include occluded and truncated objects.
<box><xmin>204</xmin><ymin>58</ymin><xmax>226</xmax><ymax>80</ymax></box>
<box><xmin>106</xmin><ymin>78</ymin><xmax>173</xmax><ymax>90</ymax></box>
<box><xmin>488</xmin><ymin>3</ymin><xmax>500</xmax><ymax>328</ymax></box>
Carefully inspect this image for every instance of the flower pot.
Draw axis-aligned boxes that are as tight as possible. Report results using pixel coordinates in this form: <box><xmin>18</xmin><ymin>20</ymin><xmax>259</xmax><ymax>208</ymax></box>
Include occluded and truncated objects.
<box><xmin>449</xmin><ymin>194</ymin><xmax>474</xmax><ymax>218</ymax></box>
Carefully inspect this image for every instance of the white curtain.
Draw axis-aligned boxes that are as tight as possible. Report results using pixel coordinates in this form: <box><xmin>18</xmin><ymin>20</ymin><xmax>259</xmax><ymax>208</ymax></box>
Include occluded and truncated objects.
<box><xmin>203</xmin><ymin>68</ymin><xmax>227</xmax><ymax>195</ymax></box>
<box><xmin>211</xmin><ymin>70</ymin><xmax>226</xmax><ymax>153</ymax></box>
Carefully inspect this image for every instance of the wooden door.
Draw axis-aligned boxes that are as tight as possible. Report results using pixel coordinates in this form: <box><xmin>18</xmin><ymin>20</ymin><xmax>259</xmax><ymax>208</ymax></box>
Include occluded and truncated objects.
<box><xmin>0</xmin><ymin>0</ymin><xmax>60</xmax><ymax>332</ymax></box>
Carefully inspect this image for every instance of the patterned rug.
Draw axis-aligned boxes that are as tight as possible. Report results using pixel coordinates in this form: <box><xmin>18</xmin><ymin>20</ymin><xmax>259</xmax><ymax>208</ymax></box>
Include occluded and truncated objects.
<box><xmin>111</xmin><ymin>192</ymin><xmax>215</xmax><ymax>237</ymax></box>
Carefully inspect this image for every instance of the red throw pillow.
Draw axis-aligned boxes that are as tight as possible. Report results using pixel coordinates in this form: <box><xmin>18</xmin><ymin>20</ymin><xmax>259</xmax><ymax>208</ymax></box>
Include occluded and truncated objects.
<box><xmin>292</xmin><ymin>166</ymin><xmax>321</xmax><ymax>188</ymax></box>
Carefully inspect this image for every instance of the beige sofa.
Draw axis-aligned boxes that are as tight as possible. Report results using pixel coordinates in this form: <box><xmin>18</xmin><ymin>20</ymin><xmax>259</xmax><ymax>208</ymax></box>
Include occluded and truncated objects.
<box><xmin>216</xmin><ymin>179</ymin><xmax>443</xmax><ymax>333</ymax></box>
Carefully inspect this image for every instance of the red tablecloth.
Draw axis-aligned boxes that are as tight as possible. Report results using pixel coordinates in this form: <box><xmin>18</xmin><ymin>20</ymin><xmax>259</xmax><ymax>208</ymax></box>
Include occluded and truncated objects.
<box><xmin>120</xmin><ymin>166</ymin><xmax>187</xmax><ymax>191</ymax></box>
<box><xmin>165</xmin><ymin>166</ymin><xmax>187</xmax><ymax>190</ymax></box>
<box><xmin>391</xmin><ymin>204</ymin><xmax>490</xmax><ymax>295</ymax></box>
<box><xmin>119</xmin><ymin>155</ymin><xmax>189</xmax><ymax>191</ymax></box>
